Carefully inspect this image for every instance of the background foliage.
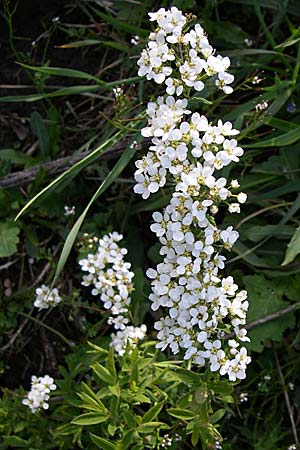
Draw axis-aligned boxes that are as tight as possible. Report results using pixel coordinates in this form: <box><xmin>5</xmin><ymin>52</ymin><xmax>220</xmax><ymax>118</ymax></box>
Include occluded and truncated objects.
<box><xmin>1</xmin><ymin>0</ymin><xmax>300</xmax><ymax>448</ymax></box>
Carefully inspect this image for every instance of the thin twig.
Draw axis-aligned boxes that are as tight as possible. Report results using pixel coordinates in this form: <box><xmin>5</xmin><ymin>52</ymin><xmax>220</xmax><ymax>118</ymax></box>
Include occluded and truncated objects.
<box><xmin>29</xmin><ymin>246</ymin><xmax>60</xmax><ymax>288</ymax></box>
<box><xmin>225</xmin><ymin>302</ymin><xmax>300</xmax><ymax>339</ymax></box>
<box><xmin>0</xmin><ymin>137</ymin><xmax>133</xmax><ymax>189</ymax></box>
<box><xmin>245</xmin><ymin>303</ymin><xmax>300</xmax><ymax>331</ymax></box>
<box><xmin>18</xmin><ymin>311</ymin><xmax>72</xmax><ymax>348</ymax></box>
<box><xmin>0</xmin><ymin>313</ymin><xmax>31</xmax><ymax>353</ymax></box>
<box><xmin>273</xmin><ymin>346</ymin><xmax>299</xmax><ymax>444</ymax></box>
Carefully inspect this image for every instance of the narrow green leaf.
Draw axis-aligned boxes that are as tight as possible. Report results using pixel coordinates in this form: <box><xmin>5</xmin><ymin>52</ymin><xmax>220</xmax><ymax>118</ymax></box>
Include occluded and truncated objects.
<box><xmin>122</xmin><ymin>428</ymin><xmax>136</xmax><ymax>448</ymax></box>
<box><xmin>18</xmin><ymin>62</ymin><xmax>102</xmax><ymax>83</ymax></box>
<box><xmin>2</xmin><ymin>436</ymin><xmax>29</xmax><ymax>447</ymax></box>
<box><xmin>264</xmin><ymin>117</ymin><xmax>300</xmax><ymax>132</ymax></box>
<box><xmin>207</xmin><ymin>381</ymin><xmax>233</xmax><ymax>395</ymax></box>
<box><xmin>172</xmin><ymin>367</ymin><xmax>203</xmax><ymax>384</ymax></box>
<box><xmin>52</xmin><ymin>145</ymin><xmax>137</xmax><ymax>284</ymax></box>
<box><xmin>92</xmin><ymin>363</ymin><xmax>116</xmax><ymax>386</ymax></box>
<box><xmin>107</xmin><ymin>347</ymin><xmax>117</xmax><ymax>382</ymax></box>
<box><xmin>0</xmin><ymin>76</ymin><xmax>141</xmax><ymax>103</ymax></box>
<box><xmin>167</xmin><ymin>408</ymin><xmax>196</xmax><ymax>420</ymax></box>
<box><xmin>89</xmin><ymin>434</ymin><xmax>118</xmax><ymax>450</ymax></box>
<box><xmin>79</xmin><ymin>382</ymin><xmax>107</xmax><ymax>410</ymax></box>
<box><xmin>226</xmin><ymin>48</ymin><xmax>290</xmax><ymax>57</ymax></box>
<box><xmin>0</xmin><ymin>85</ymin><xmax>101</xmax><ymax>102</ymax></box>
<box><xmin>191</xmin><ymin>421</ymin><xmax>200</xmax><ymax>446</ymax></box>
<box><xmin>58</xmin><ymin>39</ymin><xmax>129</xmax><ymax>52</ymax></box>
<box><xmin>91</xmin><ymin>8</ymin><xmax>148</xmax><ymax>36</ymax></box>
<box><xmin>138</xmin><ymin>422</ymin><xmax>169</xmax><ymax>433</ymax></box>
<box><xmin>211</xmin><ymin>409</ymin><xmax>226</xmax><ymax>423</ymax></box>
<box><xmin>245</xmin><ymin>127</ymin><xmax>300</xmax><ymax>148</ymax></box>
<box><xmin>276</xmin><ymin>36</ymin><xmax>300</xmax><ymax>49</ymax></box>
<box><xmin>142</xmin><ymin>401</ymin><xmax>164</xmax><ymax>424</ymax></box>
<box><xmin>282</xmin><ymin>226</ymin><xmax>300</xmax><ymax>265</ymax></box>
<box><xmin>245</xmin><ymin>225</ymin><xmax>294</xmax><ymax>243</ymax></box>
<box><xmin>15</xmin><ymin>132</ymin><xmax>118</xmax><ymax>220</ymax></box>
<box><xmin>30</xmin><ymin>111</ymin><xmax>49</xmax><ymax>157</ymax></box>
<box><xmin>71</xmin><ymin>412</ymin><xmax>109</xmax><ymax>425</ymax></box>
<box><xmin>108</xmin><ymin>384</ymin><xmax>120</xmax><ymax>397</ymax></box>
<box><xmin>0</xmin><ymin>149</ymin><xmax>33</xmax><ymax>165</ymax></box>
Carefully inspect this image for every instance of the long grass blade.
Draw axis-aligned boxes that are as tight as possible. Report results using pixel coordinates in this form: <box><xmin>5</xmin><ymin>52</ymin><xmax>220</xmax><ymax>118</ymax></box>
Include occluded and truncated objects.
<box><xmin>52</xmin><ymin>145</ymin><xmax>137</xmax><ymax>284</ymax></box>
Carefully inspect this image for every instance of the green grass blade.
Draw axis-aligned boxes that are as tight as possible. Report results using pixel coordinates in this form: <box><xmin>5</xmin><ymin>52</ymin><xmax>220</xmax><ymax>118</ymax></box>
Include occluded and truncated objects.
<box><xmin>15</xmin><ymin>130</ymin><xmax>123</xmax><ymax>220</ymax></box>
<box><xmin>264</xmin><ymin>117</ymin><xmax>299</xmax><ymax>132</ymax></box>
<box><xmin>253</xmin><ymin>0</ymin><xmax>276</xmax><ymax>48</ymax></box>
<box><xmin>17</xmin><ymin>62</ymin><xmax>103</xmax><ymax>83</ymax></box>
<box><xmin>57</xmin><ymin>39</ymin><xmax>129</xmax><ymax>52</ymax></box>
<box><xmin>90</xmin><ymin>8</ymin><xmax>149</xmax><ymax>36</ymax></box>
<box><xmin>282</xmin><ymin>226</ymin><xmax>300</xmax><ymax>265</ymax></box>
<box><xmin>0</xmin><ymin>76</ymin><xmax>142</xmax><ymax>103</ymax></box>
<box><xmin>52</xmin><ymin>145</ymin><xmax>137</xmax><ymax>284</ymax></box>
<box><xmin>245</xmin><ymin>126</ymin><xmax>300</xmax><ymax>148</ymax></box>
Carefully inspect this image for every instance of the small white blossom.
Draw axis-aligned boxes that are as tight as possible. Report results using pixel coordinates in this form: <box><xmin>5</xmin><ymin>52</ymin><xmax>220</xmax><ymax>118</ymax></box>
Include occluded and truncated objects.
<box><xmin>22</xmin><ymin>375</ymin><xmax>56</xmax><ymax>413</ymax></box>
<box><xmin>34</xmin><ymin>285</ymin><xmax>61</xmax><ymax>310</ymax></box>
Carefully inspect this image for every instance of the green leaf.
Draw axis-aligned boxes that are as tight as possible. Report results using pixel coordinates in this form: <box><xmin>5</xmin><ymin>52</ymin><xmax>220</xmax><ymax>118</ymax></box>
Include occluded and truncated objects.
<box><xmin>78</xmin><ymin>382</ymin><xmax>107</xmax><ymax>410</ymax></box>
<box><xmin>123</xmin><ymin>410</ymin><xmax>137</xmax><ymax>428</ymax></box>
<box><xmin>142</xmin><ymin>401</ymin><xmax>164</xmax><ymax>424</ymax></box>
<box><xmin>2</xmin><ymin>436</ymin><xmax>29</xmax><ymax>447</ymax></box>
<box><xmin>51</xmin><ymin>145</ymin><xmax>137</xmax><ymax>284</ymax></box>
<box><xmin>18</xmin><ymin>62</ymin><xmax>103</xmax><ymax>83</ymax></box>
<box><xmin>137</xmin><ymin>422</ymin><xmax>169</xmax><ymax>433</ymax></box>
<box><xmin>245</xmin><ymin>126</ymin><xmax>300</xmax><ymax>148</ymax></box>
<box><xmin>107</xmin><ymin>347</ymin><xmax>117</xmax><ymax>383</ymax></box>
<box><xmin>92</xmin><ymin>362</ymin><xmax>116</xmax><ymax>386</ymax></box>
<box><xmin>191</xmin><ymin>420</ymin><xmax>200</xmax><ymax>446</ymax></box>
<box><xmin>0</xmin><ymin>221</ymin><xmax>20</xmax><ymax>257</ymax></box>
<box><xmin>245</xmin><ymin>225</ymin><xmax>294</xmax><ymax>243</ymax></box>
<box><xmin>264</xmin><ymin>117</ymin><xmax>300</xmax><ymax>132</ymax></box>
<box><xmin>210</xmin><ymin>21</ymin><xmax>248</xmax><ymax>44</ymax></box>
<box><xmin>108</xmin><ymin>384</ymin><xmax>120</xmax><ymax>397</ymax></box>
<box><xmin>57</xmin><ymin>39</ymin><xmax>129</xmax><ymax>52</ymax></box>
<box><xmin>30</xmin><ymin>111</ymin><xmax>49</xmax><ymax>157</ymax></box>
<box><xmin>90</xmin><ymin>8</ymin><xmax>148</xmax><ymax>36</ymax></box>
<box><xmin>122</xmin><ymin>428</ymin><xmax>136</xmax><ymax>448</ymax></box>
<box><xmin>0</xmin><ymin>149</ymin><xmax>33</xmax><ymax>165</ymax></box>
<box><xmin>275</xmin><ymin>36</ymin><xmax>300</xmax><ymax>49</ymax></box>
<box><xmin>282</xmin><ymin>225</ymin><xmax>300</xmax><ymax>265</ymax></box>
<box><xmin>71</xmin><ymin>412</ymin><xmax>109</xmax><ymax>425</ymax></box>
<box><xmin>167</xmin><ymin>408</ymin><xmax>196</xmax><ymax>420</ymax></box>
<box><xmin>211</xmin><ymin>409</ymin><xmax>226</xmax><ymax>423</ymax></box>
<box><xmin>171</xmin><ymin>367</ymin><xmax>203</xmax><ymax>385</ymax></box>
<box><xmin>0</xmin><ymin>76</ymin><xmax>141</xmax><ymax>103</ymax></box>
<box><xmin>207</xmin><ymin>381</ymin><xmax>233</xmax><ymax>395</ymax></box>
<box><xmin>244</xmin><ymin>274</ymin><xmax>296</xmax><ymax>352</ymax></box>
<box><xmin>90</xmin><ymin>434</ymin><xmax>118</xmax><ymax>450</ymax></box>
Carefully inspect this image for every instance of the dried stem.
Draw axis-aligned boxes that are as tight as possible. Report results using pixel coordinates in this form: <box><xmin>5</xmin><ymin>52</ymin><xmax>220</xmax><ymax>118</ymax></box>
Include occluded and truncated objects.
<box><xmin>0</xmin><ymin>137</ymin><xmax>133</xmax><ymax>189</ymax></box>
<box><xmin>273</xmin><ymin>346</ymin><xmax>299</xmax><ymax>444</ymax></box>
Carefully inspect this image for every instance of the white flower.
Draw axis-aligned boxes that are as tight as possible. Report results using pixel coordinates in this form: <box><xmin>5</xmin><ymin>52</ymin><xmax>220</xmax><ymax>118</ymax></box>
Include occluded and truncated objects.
<box><xmin>64</xmin><ymin>205</ymin><xmax>75</xmax><ymax>216</ymax></box>
<box><xmin>237</xmin><ymin>192</ymin><xmax>247</xmax><ymax>203</ymax></box>
<box><xmin>34</xmin><ymin>285</ymin><xmax>61</xmax><ymax>310</ymax></box>
<box><xmin>215</xmin><ymin>72</ymin><xmax>234</xmax><ymax>94</ymax></box>
<box><xmin>22</xmin><ymin>374</ymin><xmax>56</xmax><ymax>413</ymax></box>
<box><xmin>228</xmin><ymin>203</ymin><xmax>240</xmax><ymax>213</ymax></box>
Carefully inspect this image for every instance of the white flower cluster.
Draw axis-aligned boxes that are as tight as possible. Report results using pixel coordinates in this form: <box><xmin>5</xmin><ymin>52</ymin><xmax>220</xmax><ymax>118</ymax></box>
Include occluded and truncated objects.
<box><xmin>79</xmin><ymin>232</ymin><xmax>146</xmax><ymax>355</ymax></box>
<box><xmin>134</xmin><ymin>8</ymin><xmax>251</xmax><ymax>381</ymax></box>
<box><xmin>22</xmin><ymin>375</ymin><xmax>56</xmax><ymax>413</ymax></box>
<box><xmin>33</xmin><ymin>284</ymin><xmax>62</xmax><ymax>310</ymax></box>
<box><xmin>137</xmin><ymin>7</ymin><xmax>234</xmax><ymax>95</ymax></box>
<box><xmin>111</xmin><ymin>324</ymin><xmax>147</xmax><ymax>356</ymax></box>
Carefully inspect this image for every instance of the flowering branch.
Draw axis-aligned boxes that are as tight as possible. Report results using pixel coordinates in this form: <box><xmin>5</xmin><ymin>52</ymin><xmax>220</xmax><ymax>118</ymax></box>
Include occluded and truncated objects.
<box><xmin>133</xmin><ymin>7</ymin><xmax>251</xmax><ymax>381</ymax></box>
